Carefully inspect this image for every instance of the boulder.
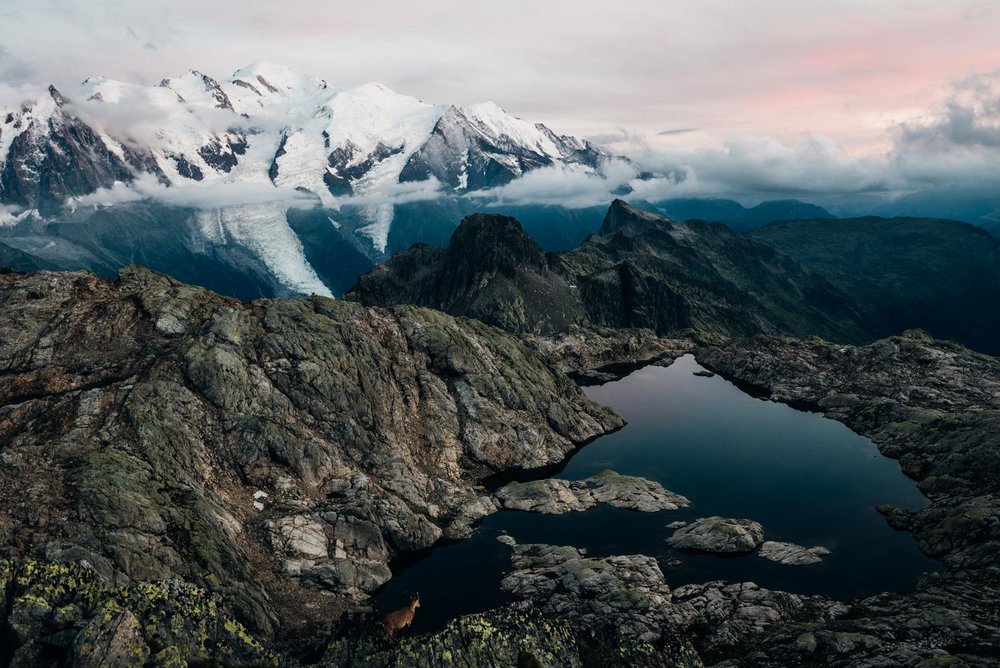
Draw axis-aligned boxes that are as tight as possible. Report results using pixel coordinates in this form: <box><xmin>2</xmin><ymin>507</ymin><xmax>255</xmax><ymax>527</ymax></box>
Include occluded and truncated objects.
<box><xmin>496</xmin><ymin>470</ymin><xmax>689</xmax><ymax>515</ymax></box>
<box><xmin>758</xmin><ymin>541</ymin><xmax>830</xmax><ymax>566</ymax></box>
<box><xmin>666</xmin><ymin>516</ymin><xmax>765</xmax><ymax>553</ymax></box>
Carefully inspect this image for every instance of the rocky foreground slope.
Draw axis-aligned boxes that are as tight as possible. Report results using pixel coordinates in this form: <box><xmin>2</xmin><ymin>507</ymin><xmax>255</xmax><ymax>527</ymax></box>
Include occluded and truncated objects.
<box><xmin>347</xmin><ymin>200</ymin><xmax>868</xmax><ymax>342</ymax></box>
<box><xmin>3</xmin><ymin>265</ymin><xmax>1000</xmax><ymax>666</ymax></box>
<box><xmin>0</xmin><ymin>266</ymin><xmax>623</xmax><ymax>664</ymax></box>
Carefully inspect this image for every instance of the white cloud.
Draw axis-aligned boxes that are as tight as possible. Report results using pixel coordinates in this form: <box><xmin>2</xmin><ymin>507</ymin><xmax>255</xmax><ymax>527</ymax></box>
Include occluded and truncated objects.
<box><xmin>69</xmin><ymin>175</ymin><xmax>320</xmax><ymax>210</ymax></box>
<box><xmin>636</xmin><ymin>135</ymin><xmax>893</xmax><ymax>199</ymax></box>
<box><xmin>0</xmin><ymin>203</ymin><xmax>23</xmax><ymax>225</ymax></box>
<box><xmin>333</xmin><ymin>178</ymin><xmax>444</xmax><ymax>208</ymax></box>
<box><xmin>888</xmin><ymin>70</ymin><xmax>1000</xmax><ymax>189</ymax></box>
<box><xmin>468</xmin><ymin>160</ymin><xmax>638</xmax><ymax>209</ymax></box>
<box><xmin>65</xmin><ymin>87</ymin><xmax>241</xmax><ymax>149</ymax></box>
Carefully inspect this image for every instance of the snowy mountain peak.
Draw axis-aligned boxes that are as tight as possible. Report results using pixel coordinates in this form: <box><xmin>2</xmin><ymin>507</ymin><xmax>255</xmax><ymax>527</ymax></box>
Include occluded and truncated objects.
<box><xmin>157</xmin><ymin>69</ymin><xmax>234</xmax><ymax>111</ymax></box>
<box><xmin>0</xmin><ymin>62</ymin><xmax>612</xmax><ymax>279</ymax></box>
<box><xmin>231</xmin><ymin>61</ymin><xmax>328</xmax><ymax>97</ymax></box>
<box><xmin>460</xmin><ymin>101</ymin><xmax>562</xmax><ymax>157</ymax></box>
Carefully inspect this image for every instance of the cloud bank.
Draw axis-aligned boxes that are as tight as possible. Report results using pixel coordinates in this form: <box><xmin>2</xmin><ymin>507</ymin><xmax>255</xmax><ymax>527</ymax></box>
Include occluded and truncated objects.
<box><xmin>70</xmin><ymin>176</ymin><xmax>320</xmax><ymax>210</ymax></box>
<box><xmin>476</xmin><ymin>71</ymin><xmax>1000</xmax><ymax>208</ymax></box>
<box><xmin>36</xmin><ymin>69</ymin><xmax>1000</xmax><ymax>215</ymax></box>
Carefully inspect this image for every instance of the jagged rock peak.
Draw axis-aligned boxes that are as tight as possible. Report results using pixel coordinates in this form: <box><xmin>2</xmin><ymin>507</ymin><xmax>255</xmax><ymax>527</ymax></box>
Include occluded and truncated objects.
<box><xmin>47</xmin><ymin>85</ymin><xmax>68</xmax><ymax>107</ymax></box>
<box><xmin>446</xmin><ymin>213</ymin><xmax>547</xmax><ymax>274</ymax></box>
<box><xmin>600</xmin><ymin>198</ymin><xmax>672</xmax><ymax>235</ymax></box>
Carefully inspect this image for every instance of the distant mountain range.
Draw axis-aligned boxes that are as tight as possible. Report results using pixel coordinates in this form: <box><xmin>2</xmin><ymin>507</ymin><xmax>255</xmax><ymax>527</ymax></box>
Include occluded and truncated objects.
<box><xmin>651</xmin><ymin>198</ymin><xmax>835</xmax><ymax>231</ymax></box>
<box><xmin>347</xmin><ymin>200</ymin><xmax>868</xmax><ymax>343</ymax></box>
<box><xmin>348</xmin><ymin>201</ymin><xmax>1000</xmax><ymax>355</ymax></box>
<box><xmin>2</xmin><ymin>62</ymin><xmax>998</xmax><ymax>305</ymax></box>
<box><xmin>0</xmin><ymin>62</ymin><xmax>610</xmax><ymax>295</ymax></box>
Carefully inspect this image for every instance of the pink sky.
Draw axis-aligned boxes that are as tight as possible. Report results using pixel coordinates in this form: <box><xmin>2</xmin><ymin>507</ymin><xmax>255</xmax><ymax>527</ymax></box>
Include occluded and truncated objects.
<box><xmin>2</xmin><ymin>0</ymin><xmax>999</xmax><ymax>156</ymax></box>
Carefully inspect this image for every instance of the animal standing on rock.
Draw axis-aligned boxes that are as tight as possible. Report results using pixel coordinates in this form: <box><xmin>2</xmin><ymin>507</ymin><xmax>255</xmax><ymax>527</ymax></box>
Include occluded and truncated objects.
<box><xmin>381</xmin><ymin>592</ymin><xmax>421</xmax><ymax>639</ymax></box>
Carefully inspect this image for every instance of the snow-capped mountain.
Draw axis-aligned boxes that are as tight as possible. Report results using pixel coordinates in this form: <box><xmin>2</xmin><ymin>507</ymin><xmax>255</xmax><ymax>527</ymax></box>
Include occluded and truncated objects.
<box><xmin>0</xmin><ymin>62</ymin><xmax>608</xmax><ymax>263</ymax></box>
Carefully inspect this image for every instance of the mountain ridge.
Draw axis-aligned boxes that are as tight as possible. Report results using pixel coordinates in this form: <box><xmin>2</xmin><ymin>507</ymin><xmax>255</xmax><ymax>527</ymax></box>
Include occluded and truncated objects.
<box><xmin>347</xmin><ymin>200</ymin><xmax>869</xmax><ymax>342</ymax></box>
<box><xmin>750</xmin><ymin>215</ymin><xmax>1000</xmax><ymax>354</ymax></box>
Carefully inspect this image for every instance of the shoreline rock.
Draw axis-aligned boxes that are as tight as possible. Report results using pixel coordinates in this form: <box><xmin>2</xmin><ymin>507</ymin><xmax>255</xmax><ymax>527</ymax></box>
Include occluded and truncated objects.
<box><xmin>666</xmin><ymin>517</ymin><xmax>765</xmax><ymax>554</ymax></box>
<box><xmin>496</xmin><ymin>470</ymin><xmax>690</xmax><ymax>514</ymax></box>
<box><xmin>758</xmin><ymin>541</ymin><xmax>830</xmax><ymax>566</ymax></box>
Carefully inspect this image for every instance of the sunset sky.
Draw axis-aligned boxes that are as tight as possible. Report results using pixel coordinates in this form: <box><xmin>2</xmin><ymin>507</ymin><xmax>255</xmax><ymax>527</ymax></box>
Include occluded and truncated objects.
<box><xmin>2</xmin><ymin>0</ymin><xmax>999</xmax><ymax>200</ymax></box>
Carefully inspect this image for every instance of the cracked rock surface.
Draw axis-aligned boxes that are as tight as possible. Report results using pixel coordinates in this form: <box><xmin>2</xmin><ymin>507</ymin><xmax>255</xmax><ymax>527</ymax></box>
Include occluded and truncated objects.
<box><xmin>0</xmin><ymin>267</ymin><xmax>621</xmax><ymax>642</ymax></box>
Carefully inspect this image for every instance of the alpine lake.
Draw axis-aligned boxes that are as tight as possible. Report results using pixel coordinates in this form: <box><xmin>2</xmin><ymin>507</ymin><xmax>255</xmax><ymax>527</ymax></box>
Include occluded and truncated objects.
<box><xmin>374</xmin><ymin>354</ymin><xmax>939</xmax><ymax>633</ymax></box>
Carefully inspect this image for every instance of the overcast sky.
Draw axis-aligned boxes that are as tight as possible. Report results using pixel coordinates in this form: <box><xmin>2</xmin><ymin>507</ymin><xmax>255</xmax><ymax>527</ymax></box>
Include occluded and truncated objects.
<box><xmin>2</xmin><ymin>0</ymin><xmax>999</xmax><ymax>202</ymax></box>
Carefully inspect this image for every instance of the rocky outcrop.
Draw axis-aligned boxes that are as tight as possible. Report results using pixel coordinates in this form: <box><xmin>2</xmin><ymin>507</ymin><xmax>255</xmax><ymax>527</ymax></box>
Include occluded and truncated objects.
<box><xmin>664</xmin><ymin>519</ymin><xmax>829</xmax><ymax>565</ymax></box>
<box><xmin>345</xmin><ymin>213</ymin><xmax>587</xmax><ymax>334</ymax></box>
<box><xmin>521</xmin><ymin>325</ymin><xmax>695</xmax><ymax>379</ymax></box>
<box><xmin>757</xmin><ymin>541</ymin><xmax>830</xmax><ymax>566</ymax></box>
<box><xmin>680</xmin><ymin>571</ymin><xmax>1000</xmax><ymax>667</ymax></box>
<box><xmin>496</xmin><ymin>470</ymin><xmax>690</xmax><ymax>514</ymax></box>
<box><xmin>347</xmin><ymin>201</ymin><xmax>870</xmax><ymax>343</ymax></box>
<box><xmin>0</xmin><ymin>266</ymin><xmax>621</xmax><ymax>646</ymax></box>
<box><xmin>321</xmin><ymin>540</ymin><xmax>703</xmax><ymax>667</ymax></box>
<box><xmin>665</xmin><ymin>517</ymin><xmax>766</xmax><ymax>554</ymax></box>
<box><xmin>669</xmin><ymin>580</ymin><xmax>834</xmax><ymax>661</ymax></box>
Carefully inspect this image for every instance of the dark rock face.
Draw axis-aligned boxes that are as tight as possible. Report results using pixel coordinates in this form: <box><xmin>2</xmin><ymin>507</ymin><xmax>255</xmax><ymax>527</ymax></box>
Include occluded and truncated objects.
<box><xmin>0</xmin><ymin>267</ymin><xmax>621</xmax><ymax>644</ymax></box>
<box><xmin>0</xmin><ymin>99</ymin><xmax>165</xmax><ymax>216</ymax></box>
<box><xmin>198</xmin><ymin>131</ymin><xmax>248</xmax><ymax>173</ymax></box>
<box><xmin>398</xmin><ymin>106</ymin><xmax>604</xmax><ymax>193</ymax></box>
<box><xmin>171</xmin><ymin>153</ymin><xmax>205</xmax><ymax>181</ymax></box>
<box><xmin>750</xmin><ymin>216</ymin><xmax>1000</xmax><ymax>355</ymax></box>
<box><xmin>348</xmin><ymin>200</ymin><xmax>869</xmax><ymax>343</ymax></box>
<box><xmin>557</xmin><ymin>201</ymin><xmax>867</xmax><ymax>341</ymax></box>
<box><xmin>324</xmin><ymin>141</ymin><xmax>405</xmax><ymax>197</ymax></box>
<box><xmin>346</xmin><ymin>213</ymin><xmax>587</xmax><ymax>334</ymax></box>
<box><xmin>400</xmin><ymin>106</ymin><xmax>549</xmax><ymax>192</ymax></box>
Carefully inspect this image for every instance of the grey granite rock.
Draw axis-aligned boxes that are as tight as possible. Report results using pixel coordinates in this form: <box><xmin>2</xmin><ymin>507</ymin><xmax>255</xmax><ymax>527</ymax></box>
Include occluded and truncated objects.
<box><xmin>0</xmin><ymin>267</ymin><xmax>622</xmax><ymax>637</ymax></box>
<box><xmin>496</xmin><ymin>470</ymin><xmax>690</xmax><ymax>514</ymax></box>
<box><xmin>666</xmin><ymin>516</ymin><xmax>765</xmax><ymax>554</ymax></box>
<box><xmin>758</xmin><ymin>541</ymin><xmax>830</xmax><ymax>566</ymax></box>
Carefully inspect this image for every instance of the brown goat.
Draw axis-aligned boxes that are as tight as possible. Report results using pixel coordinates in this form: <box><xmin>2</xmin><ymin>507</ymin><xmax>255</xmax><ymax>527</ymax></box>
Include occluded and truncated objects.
<box><xmin>381</xmin><ymin>592</ymin><xmax>420</xmax><ymax>639</ymax></box>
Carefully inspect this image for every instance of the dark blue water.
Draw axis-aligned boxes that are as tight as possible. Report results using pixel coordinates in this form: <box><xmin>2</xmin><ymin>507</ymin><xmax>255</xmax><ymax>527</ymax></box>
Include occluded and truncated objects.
<box><xmin>375</xmin><ymin>355</ymin><xmax>938</xmax><ymax>633</ymax></box>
